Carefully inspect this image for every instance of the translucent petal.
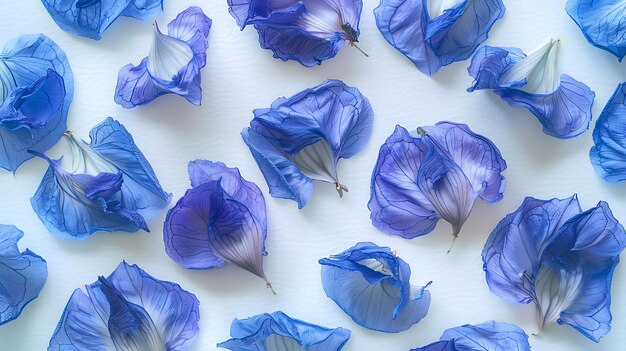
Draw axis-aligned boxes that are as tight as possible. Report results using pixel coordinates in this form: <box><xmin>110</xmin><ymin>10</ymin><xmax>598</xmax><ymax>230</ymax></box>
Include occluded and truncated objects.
<box><xmin>439</xmin><ymin>321</ymin><xmax>531</xmax><ymax>351</ymax></box>
<box><xmin>590</xmin><ymin>82</ymin><xmax>626</xmax><ymax>182</ymax></box>
<box><xmin>499</xmin><ymin>39</ymin><xmax>561</xmax><ymax>94</ymax></box>
<box><xmin>148</xmin><ymin>24</ymin><xmax>194</xmax><ymax>81</ymax></box>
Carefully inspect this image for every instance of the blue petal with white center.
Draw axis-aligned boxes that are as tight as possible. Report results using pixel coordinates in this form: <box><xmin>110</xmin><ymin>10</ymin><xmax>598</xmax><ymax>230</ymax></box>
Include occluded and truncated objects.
<box><xmin>228</xmin><ymin>0</ymin><xmax>366</xmax><ymax>67</ymax></box>
<box><xmin>30</xmin><ymin>117</ymin><xmax>170</xmax><ymax>239</ymax></box>
<box><xmin>411</xmin><ymin>321</ymin><xmax>531</xmax><ymax>351</ymax></box>
<box><xmin>319</xmin><ymin>242</ymin><xmax>431</xmax><ymax>333</ymax></box>
<box><xmin>242</xmin><ymin>79</ymin><xmax>373</xmax><ymax>208</ymax></box>
<box><xmin>467</xmin><ymin>39</ymin><xmax>595</xmax><ymax>139</ymax></box>
<box><xmin>482</xmin><ymin>195</ymin><xmax>626</xmax><ymax>342</ymax></box>
<box><xmin>0</xmin><ymin>34</ymin><xmax>73</xmax><ymax>172</ymax></box>
<box><xmin>369</xmin><ymin>122</ymin><xmax>506</xmax><ymax>248</ymax></box>
<box><xmin>566</xmin><ymin>0</ymin><xmax>626</xmax><ymax>61</ymax></box>
<box><xmin>48</xmin><ymin>261</ymin><xmax>200</xmax><ymax>350</ymax></box>
<box><xmin>218</xmin><ymin>311</ymin><xmax>351</xmax><ymax>351</ymax></box>
<box><xmin>115</xmin><ymin>6</ymin><xmax>212</xmax><ymax>108</ymax></box>
<box><xmin>374</xmin><ymin>0</ymin><xmax>505</xmax><ymax>75</ymax></box>
<box><xmin>40</xmin><ymin>0</ymin><xmax>163</xmax><ymax>40</ymax></box>
<box><xmin>0</xmin><ymin>225</ymin><xmax>47</xmax><ymax>325</ymax></box>
<box><xmin>590</xmin><ymin>82</ymin><xmax>626</xmax><ymax>182</ymax></box>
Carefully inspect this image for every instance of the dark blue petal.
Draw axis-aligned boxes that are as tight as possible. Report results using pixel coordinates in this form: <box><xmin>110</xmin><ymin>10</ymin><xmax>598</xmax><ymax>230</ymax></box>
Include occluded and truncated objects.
<box><xmin>495</xmin><ymin>74</ymin><xmax>595</xmax><ymax>139</ymax></box>
<box><xmin>439</xmin><ymin>321</ymin><xmax>530</xmax><ymax>351</ymax></box>
<box><xmin>49</xmin><ymin>261</ymin><xmax>200</xmax><ymax>350</ymax></box>
<box><xmin>410</xmin><ymin>340</ymin><xmax>455</xmax><ymax>351</ymax></box>
<box><xmin>218</xmin><ymin>311</ymin><xmax>351</xmax><ymax>351</ymax></box>
<box><xmin>590</xmin><ymin>82</ymin><xmax>626</xmax><ymax>182</ymax></box>
<box><xmin>0</xmin><ymin>225</ymin><xmax>47</xmax><ymax>325</ymax></box>
<box><xmin>566</xmin><ymin>0</ymin><xmax>626</xmax><ymax>61</ymax></box>
<box><xmin>467</xmin><ymin>46</ymin><xmax>526</xmax><ymax>92</ymax></box>
<box><xmin>40</xmin><ymin>0</ymin><xmax>163</xmax><ymax>40</ymax></box>
<box><xmin>114</xmin><ymin>7</ymin><xmax>211</xmax><ymax>108</ymax></box>
<box><xmin>319</xmin><ymin>242</ymin><xmax>431</xmax><ymax>333</ymax></box>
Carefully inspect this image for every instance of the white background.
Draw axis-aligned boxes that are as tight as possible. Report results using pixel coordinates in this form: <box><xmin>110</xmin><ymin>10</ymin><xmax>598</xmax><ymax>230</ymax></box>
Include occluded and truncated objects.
<box><xmin>0</xmin><ymin>0</ymin><xmax>625</xmax><ymax>350</ymax></box>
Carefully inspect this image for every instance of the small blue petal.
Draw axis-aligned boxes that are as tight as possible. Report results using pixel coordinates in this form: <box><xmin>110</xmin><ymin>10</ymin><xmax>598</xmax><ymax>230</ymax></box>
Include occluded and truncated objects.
<box><xmin>218</xmin><ymin>311</ymin><xmax>351</xmax><ymax>351</ymax></box>
<box><xmin>0</xmin><ymin>225</ymin><xmax>47</xmax><ymax>325</ymax></box>
<box><xmin>590</xmin><ymin>82</ymin><xmax>626</xmax><ymax>182</ymax></box>
<box><xmin>41</xmin><ymin>0</ymin><xmax>163</xmax><ymax>40</ymax></box>
<box><xmin>467</xmin><ymin>46</ymin><xmax>526</xmax><ymax>92</ymax></box>
<box><xmin>410</xmin><ymin>340</ymin><xmax>455</xmax><ymax>351</ymax></box>
<box><xmin>319</xmin><ymin>242</ymin><xmax>431</xmax><ymax>333</ymax></box>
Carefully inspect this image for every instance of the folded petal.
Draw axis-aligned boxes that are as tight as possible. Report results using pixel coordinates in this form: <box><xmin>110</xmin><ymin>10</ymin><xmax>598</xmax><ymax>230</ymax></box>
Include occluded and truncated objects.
<box><xmin>0</xmin><ymin>225</ymin><xmax>47</xmax><ymax>325</ymax></box>
<box><xmin>319</xmin><ymin>242</ymin><xmax>431</xmax><ymax>333</ymax></box>
<box><xmin>218</xmin><ymin>311</ymin><xmax>351</xmax><ymax>351</ymax></box>
<box><xmin>590</xmin><ymin>82</ymin><xmax>626</xmax><ymax>182</ymax></box>
<box><xmin>467</xmin><ymin>46</ymin><xmax>526</xmax><ymax>92</ymax></box>
<box><xmin>438</xmin><ymin>321</ymin><xmax>531</xmax><ymax>351</ymax></box>
<box><xmin>40</xmin><ymin>0</ymin><xmax>163</xmax><ymax>40</ymax></box>
<box><xmin>49</xmin><ymin>261</ymin><xmax>200</xmax><ymax>350</ymax></box>
<box><xmin>114</xmin><ymin>7</ymin><xmax>211</xmax><ymax>108</ymax></box>
<box><xmin>566</xmin><ymin>0</ymin><xmax>626</xmax><ymax>61</ymax></box>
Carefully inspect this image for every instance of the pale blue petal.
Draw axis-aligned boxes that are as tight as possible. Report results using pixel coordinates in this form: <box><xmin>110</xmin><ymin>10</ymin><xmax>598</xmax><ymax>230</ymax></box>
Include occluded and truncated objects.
<box><xmin>590</xmin><ymin>82</ymin><xmax>626</xmax><ymax>182</ymax></box>
<box><xmin>439</xmin><ymin>321</ymin><xmax>531</xmax><ymax>351</ymax></box>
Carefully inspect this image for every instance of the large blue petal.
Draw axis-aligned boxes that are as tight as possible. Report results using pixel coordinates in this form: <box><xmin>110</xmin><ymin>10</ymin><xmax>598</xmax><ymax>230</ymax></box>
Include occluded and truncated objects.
<box><xmin>590</xmin><ymin>82</ymin><xmax>626</xmax><ymax>182</ymax></box>
<box><xmin>49</xmin><ymin>261</ymin><xmax>200</xmax><ymax>350</ymax></box>
<box><xmin>114</xmin><ymin>7</ymin><xmax>211</xmax><ymax>108</ymax></box>
<box><xmin>319</xmin><ymin>242</ymin><xmax>431</xmax><ymax>333</ymax></box>
<box><xmin>218</xmin><ymin>311</ymin><xmax>351</xmax><ymax>351</ymax></box>
<box><xmin>439</xmin><ymin>321</ymin><xmax>530</xmax><ymax>351</ymax></box>
<box><xmin>40</xmin><ymin>0</ymin><xmax>163</xmax><ymax>40</ymax></box>
<box><xmin>566</xmin><ymin>0</ymin><xmax>626</xmax><ymax>61</ymax></box>
<box><xmin>0</xmin><ymin>225</ymin><xmax>47</xmax><ymax>325</ymax></box>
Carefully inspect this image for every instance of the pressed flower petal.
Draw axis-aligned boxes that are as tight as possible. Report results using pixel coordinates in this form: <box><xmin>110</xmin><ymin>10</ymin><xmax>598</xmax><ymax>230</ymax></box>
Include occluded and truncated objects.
<box><xmin>49</xmin><ymin>262</ymin><xmax>200</xmax><ymax>350</ymax></box>
<box><xmin>40</xmin><ymin>0</ymin><xmax>163</xmax><ymax>40</ymax></box>
<box><xmin>590</xmin><ymin>82</ymin><xmax>626</xmax><ymax>182</ymax></box>
<box><xmin>439</xmin><ymin>321</ymin><xmax>531</xmax><ymax>351</ymax></box>
<box><xmin>218</xmin><ymin>311</ymin><xmax>351</xmax><ymax>351</ymax></box>
<box><xmin>0</xmin><ymin>225</ymin><xmax>47</xmax><ymax>325</ymax></box>
<box><xmin>319</xmin><ymin>242</ymin><xmax>431</xmax><ymax>333</ymax></box>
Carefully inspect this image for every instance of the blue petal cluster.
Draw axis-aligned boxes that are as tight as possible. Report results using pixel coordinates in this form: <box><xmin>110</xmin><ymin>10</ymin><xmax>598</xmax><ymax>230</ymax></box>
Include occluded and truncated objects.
<box><xmin>319</xmin><ymin>242</ymin><xmax>431</xmax><ymax>333</ymax></box>
<box><xmin>410</xmin><ymin>321</ymin><xmax>530</xmax><ymax>351</ymax></box>
<box><xmin>164</xmin><ymin>160</ymin><xmax>273</xmax><ymax>291</ymax></box>
<box><xmin>566</xmin><ymin>0</ymin><xmax>626</xmax><ymax>61</ymax></box>
<box><xmin>590</xmin><ymin>82</ymin><xmax>626</xmax><ymax>182</ymax></box>
<box><xmin>218</xmin><ymin>311</ymin><xmax>351</xmax><ymax>351</ymax></box>
<box><xmin>0</xmin><ymin>225</ymin><xmax>48</xmax><ymax>325</ymax></box>
<box><xmin>0</xmin><ymin>34</ymin><xmax>73</xmax><ymax>172</ymax></box>
<box><xmin>115</xmin><ymin>6</ymin><xmax>212</xmax><ymax>108</ymax></box>
<box><xmin>374</xmin><ymin>0</ymin><xmax>505</xmax><ymax>75</ymax></box>
<box><xmin>41</xmin><ymin>0</ymin><xmax>163</xmax><ymax>40</ymax></box>
<box><xmin>49</xmin><ymin>261</ymin><xmax>200</xmax><ymax>350</ymax></box>
<box><xmin>228</xmin><ymin>0</ymin><xmax>365</xmax><ymax>66</ymax></box>
<box><xmin>483</xmin><ymin>195</ymin><xmax>626</xmax><ymax>342</ymax></box>
<box><xmin>242</xmin><ymin>79</ymin><xmax>373</xmax><ymax>208</ymax></box>
<box><xmin>468</xmin><ymin>39</ymin><xmax>595</xmax><ymax>138</ymax></box>
<box><xmin>369</xmin><ymin>122</ymin><xmax>506</xmax><ymax>247</ymax></box>
<box><xmin>31</xmin><ymin>117</ymin><xmax>171</xmax><ymax>239</ymax></box>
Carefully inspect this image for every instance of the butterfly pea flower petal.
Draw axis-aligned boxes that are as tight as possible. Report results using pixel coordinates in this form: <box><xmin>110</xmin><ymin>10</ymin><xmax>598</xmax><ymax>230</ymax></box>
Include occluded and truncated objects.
<box><xmin>0</xmin><ymin>225</ymin><xmax>47</xmax><ymax>325</ymax></box>
<box><xmin>590</xmin><ymin>83</ymin><xmax>626</xmax><ymax>182</ymax></box>
<box><xmin>30</xmin><ymin>117</ymin><xmax>170</xmax><ymax>239</ymax></box>
<box><xmin>369</xmin><ymin>122</ymin><xmax>506</xmax><ymax>248</ymax></box>
<box><xmin>319</xmin><ymin>242</ymin><xmax>431</xmax><ymax>333</ymax></box>
<box><xmin>218</xmin><ymin>311</ymin><xmax>351</xmax><ymax>351</ymax></box>
<box><xmin>566</xmin><ymin>0</ymin><xmax>626</xmax><ymax>61</ymax></box>
<box><xmin>242</xmin><ymin>79</ymin><xmax>373</xmax><ymax>208</ymax></box>
<box><xmin>0</xmin><ymin>34</ymin><xmax>73</xmax><ymax>172</ymax></box>
<box><xmin>115</xmin><ymin>6</ymin><xmax>212</xmax><ymax>108</ymax></box>
<box><xmin>374</xmin><ymin>0</ymin><xmax>505</xmax><ymax>76</ymax></box>
<box><xmin>48</xmin><ymin>261</ymin><xmax>200</xmax><ymax>350</ymax></box>
<box><xmin>164</xmin><ymin>160</ymin><xmax>273</xmax><ymax>292</ymax></box>
<box><xmin>482</xmin><ymin>195</ymin><xmax>626</xmax><ymax>342</ymax></box>
<box><xmin>410</xmin><ymin>321</ymin><xmax>531</xmax><ymax>351</ymax></box>
<box><xmin>41</xmin><ymin>0</ymin><xmax>163</xmax><ymax>40</ymax></box>
<box><xmin>228</xmin><ymin>0</ymin><xmax>365</xmax><ymax>67</ymax></box>
<box><xmin>468</xmin><ymin>39</ymin><xmax>595</xmax><ymax>139</ymax></box>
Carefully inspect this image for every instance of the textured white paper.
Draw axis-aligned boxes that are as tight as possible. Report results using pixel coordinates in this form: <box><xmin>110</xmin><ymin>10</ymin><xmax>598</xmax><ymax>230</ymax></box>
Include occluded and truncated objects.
<box><xmin>0</xmin><ymin>1</ymin><xmax>624</xmax><ymax>350</ymax></box>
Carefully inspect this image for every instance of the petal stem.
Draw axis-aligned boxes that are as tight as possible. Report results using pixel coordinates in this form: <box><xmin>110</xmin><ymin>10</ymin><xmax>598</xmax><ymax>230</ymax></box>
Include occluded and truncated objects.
<box><xmin>266</xmin><ymin>282</ymin><xmax>277</xmax><ymax>295</ymax></box>
<box><xmin>446</xmin><ymin>233</ymin><xmax>458</xmax><ymax>254</ymax></box>
<box><xmin>350</xmin><ymin>42</ymin><xmax>369</xmax><ymax>57</ymax></box>
<box><xmin>335</xmin><ymin>182</ymin><xmax>349</xmax><ymax>198</ymax></box>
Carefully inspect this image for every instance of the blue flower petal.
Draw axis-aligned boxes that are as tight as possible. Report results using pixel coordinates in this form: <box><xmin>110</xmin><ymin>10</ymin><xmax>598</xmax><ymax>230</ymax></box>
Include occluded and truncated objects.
<box><xmin>243</xmin><ymin>79</ymin><xmax>373</xmax><ymax>208</ymax></box>
<box><xmin>40</xmin><ymin>0</ymin><xmax>163</xmax><ymax>40</ymax></box>
<box><xmin>410</xmin><ymin>340</ymin><xmax>455</xmax><ymax>351</ymax></box>
<box><xmin>218</xmin><ymin>311</ymin><xmax>351</xmax><ymax>351</ymax></box>
<box><xmin>0</xmin><ymin>225</ymin><xmax>47</xmax><ymax>325</ymax></box>
<box><xmin>114</xmin><ymin>7</ymin><xmax>211</xmax><ymax>108</ymax></box>
<box><xmin>374</xmin><ymin>0</ymin><xmax>505</xmax><ymax>76</ymax></box>
<box><xmin>49</xmin><ymin>261</ymin><xmax>200</xmax><ymax>350</ymax></box>
<box><xmin>590</xmin><ymin>82</ymin><xmax>626</xmax><ymax>182</ymax></box>
<box><xmin>0</xmin><ymin>34</ymin><xmax>73</xmax><ymax>172</ymax></box>
<box><xmin>566</xmin><ymin>0</ymin><xmax>626</xmax><ymax>61</ymax></box>
<box><xmin>440</xmin><ymin>321</ymin><xmax>530</xmax><ymax>351</ymax></box>
<box><xmin>319</xmin><ymin>242</ymin><xmax>431</xmax><ymax>333</ymax></box>
<box><xmin>467</xmin><ymin>46</ymin><xmax>526</xmax><ymax>92</ymax></box>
